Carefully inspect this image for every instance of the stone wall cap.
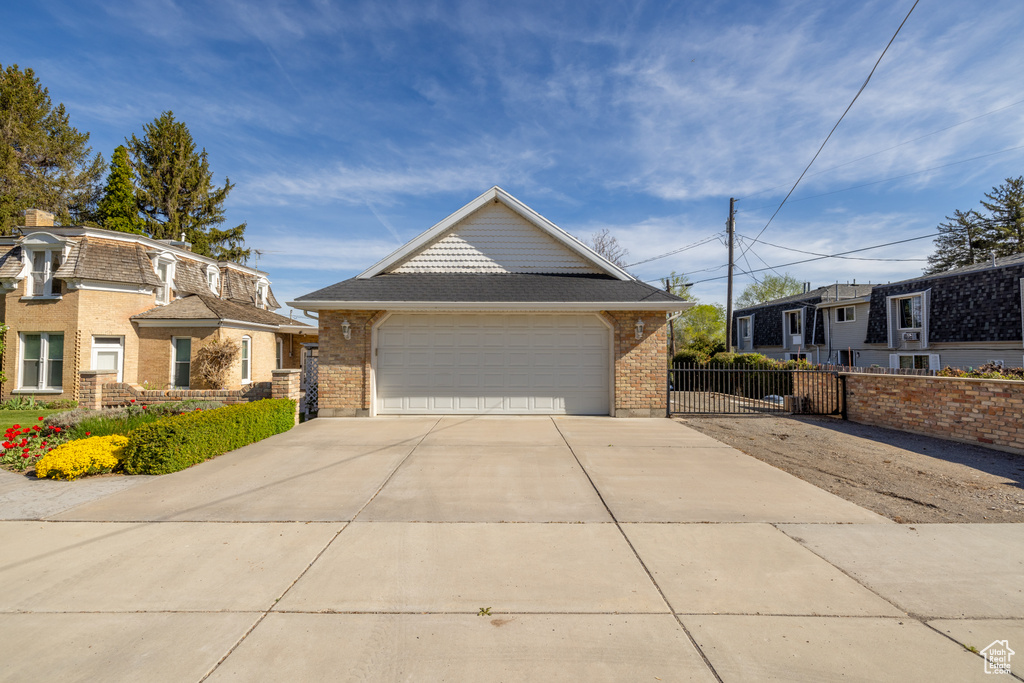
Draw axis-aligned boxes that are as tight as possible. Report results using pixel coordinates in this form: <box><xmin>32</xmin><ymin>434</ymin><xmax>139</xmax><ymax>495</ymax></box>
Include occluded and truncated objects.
<box><xmin>840</xmin><ymin>371</ymin><xmax>1024</xmax><ymax>387</ymax></box>
<box><xmin>271</xmin><ymin>369</ymin><xmax>302</xmax><ymax>374</ymax></box>
<box><xmin>80</xmin><ymin>370</ymin><xmax>118</xmax><ymax>376</ymax></box>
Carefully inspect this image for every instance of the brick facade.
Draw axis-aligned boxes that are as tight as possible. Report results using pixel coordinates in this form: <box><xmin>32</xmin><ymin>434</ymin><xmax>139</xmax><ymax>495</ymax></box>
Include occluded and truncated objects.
<box><xmin>316</xmin><ymin>309</ymin><xmax>668</xmax><ymax>418</ymax></box>
<box><xmin>843</xmin><ymin>372</ymin><xmax>1024</xmax><ymax>455</ymax></box>
<box><xmin>317</xmin><ymin>310</ymin><xmax>381</xmax><ymax>417</ymax></box>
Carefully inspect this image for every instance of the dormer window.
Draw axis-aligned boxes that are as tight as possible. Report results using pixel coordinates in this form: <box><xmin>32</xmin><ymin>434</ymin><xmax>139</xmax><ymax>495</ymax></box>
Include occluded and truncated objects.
<box><xmin>206</xmin><ymin>265</ymin><xmax>220</xmax><ymax>296</ymax></box>
<box><xmin>256</xmin><ymin>278</ymin><xmax>269</xmax><ymax>309</ymax></box>
<box><xmin>19</xmin><ymin>232</ymin><xmax>69</xmax><ymax>299</ymax></box>
<box><xmin>150</xmin><ymin>252</ymin><xmax>177</xmax><ymax>305</ymax></box>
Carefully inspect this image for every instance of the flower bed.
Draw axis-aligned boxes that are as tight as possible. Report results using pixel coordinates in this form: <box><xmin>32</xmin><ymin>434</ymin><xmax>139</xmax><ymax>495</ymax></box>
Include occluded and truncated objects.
<box><xmin>0</xmin><ymin>418</ymin><xmax>69</xmax><ymax>472</ymax></box>
<box><xmin>35</xmin><ymin>435</ymin><xmax>128</xmax><ymax>480</ymax></box>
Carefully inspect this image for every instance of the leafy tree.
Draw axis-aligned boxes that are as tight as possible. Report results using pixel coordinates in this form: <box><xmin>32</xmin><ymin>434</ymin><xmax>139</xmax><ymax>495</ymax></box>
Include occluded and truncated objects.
<box><xmin>587</xmin><ymin>228</ymin><xmax>629</xmax><ymax>267</ymax></box>
<box><xmin>735</xmin><ymin>273</ymin><xmax>803</xmax><ymax>308</ymax></box>
<box><xmin>0</xmin><ymin>64</ymin><xmax>105</xmax><ymax>233</ymax></box>
<box><xmin>126</xmin><ymin>111</ymin><xmax>249</xmax><ymax>262</ymax></box>
<box><xmin>97</xmin><ymin>145</ymin><xmax>144</xmax><ymax>233</ymax></box>
<box><xmin>680</xmin><ymin>303</ymin><xmax>726</xmax><ymax>343</ymax></box>
<box><xmin>980</xmin><ymin>176</ymin><xmax>1024</xmax><ymax>257</ymax></box>
<box><xmin>924</xmin><ymin>209</ymin><xmax>988</xmax><ymax>275</ymax></box>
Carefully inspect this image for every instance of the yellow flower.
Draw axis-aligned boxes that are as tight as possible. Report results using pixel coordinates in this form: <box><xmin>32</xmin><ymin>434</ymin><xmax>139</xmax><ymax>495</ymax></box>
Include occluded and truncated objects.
<box><xmin>35</xmin><ymin>435</ymin><xmax>128</xmax><ymax>481</ymax></box>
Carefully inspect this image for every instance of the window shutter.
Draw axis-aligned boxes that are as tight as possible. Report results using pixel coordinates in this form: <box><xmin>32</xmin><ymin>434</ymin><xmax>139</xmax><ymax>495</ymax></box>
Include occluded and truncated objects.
<box><xmin>920</xmin><ymin>289</ymin><xmax>931</xmax><ymax>349</ymax></box>
<box><xmin>928</xmin><ymin>353</ymin><xmax>940</xmax><ymax>371</ymax></box>
<box><xmin>889</xmin><ymin>354</ymin><xmax>899</xmax><ymax>369</ymax></box>
<box><xmin>749</xmin><ymin>313</ymin><xmax>755</xmax><ymax>349</ymax></box>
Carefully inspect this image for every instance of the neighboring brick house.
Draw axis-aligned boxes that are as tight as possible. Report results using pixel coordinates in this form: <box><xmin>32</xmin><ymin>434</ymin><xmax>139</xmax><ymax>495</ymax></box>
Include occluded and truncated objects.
<box><xmin>290</xmin><ymin>187</ymin><xmax>690</xmax><ymax>417</ymax></box>
<box><xmin>731</xmin><ymin>283</ymin><xmax>873</xmax><ymax>364</ymax></box>
<box><xmin>861</xmin><ymin>253</ymin><xmax>1024</xmax><ymax>370</ymax></box>
<box><xmin>0</xmin><ymin>209</ymin><xmax>315</xmax><ymax>401</ymax></box>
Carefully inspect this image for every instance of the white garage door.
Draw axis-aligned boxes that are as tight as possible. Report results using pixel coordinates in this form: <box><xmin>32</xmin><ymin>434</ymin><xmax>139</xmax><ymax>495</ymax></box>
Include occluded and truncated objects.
<box><xmin>376</xmin><ymin>313</ymin><xmax>610</xmax><ymax>415</ymax></box>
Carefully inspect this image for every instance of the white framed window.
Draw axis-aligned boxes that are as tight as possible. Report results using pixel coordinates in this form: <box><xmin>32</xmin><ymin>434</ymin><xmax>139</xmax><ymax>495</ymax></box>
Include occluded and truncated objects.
<box><xmin>19</xmin><ymin>332</ymin><xmax>64</xmax><ymax>391</ymax></box>
<box><xmin>786</xmin><ymin>310</ymin><xmax>802</xmax><ymax>335</ymax></box>
<box><xmin>241</xmin><ymin>335</ymin><xmax>251</xmax><ymax>384</ymax></box>
<box><xmin>276</xmin><ymin>337</ymin><xmax>284</xmax><ymax>370</ymax></box>
<box><xmin>737</xmin><ymin>316</ymin><xmax>751</xmax><ymax>347</ymax></box>
<box><xmin>150</xmin><ymin>253</ymin><xmax>177</xmax><ymax>305</ymax></box>
<box><xmin>783</xmin><ymin>309</ymin><xmax>804</xmax><ymax>349</ymax></box>
<box><xmin>889</xmin><ymin>353</ymin><xmax>940</xmax><ymax>370</ymax></box>
<box><xmin>897</xmin><ymin>295</ymin><xmax>922</xmax><ymax>329</ymax></box>
<box><xmin>26</xmin><ymin>249</ymin><xmax>63</xmax><ymax>297</ymax></box>
<box><xmin>206</xmin><ymin>265</ymin><xmax>220</xmax><ymax>296</ymax></box>
<box><xmin>172</xmin><ymin>337</ymin><xmax>192</xmax><ymax>388</ymax></box>
<box><xmin>835</xmin><ymin>306</ymin><xmax>855</xmax><ymax>323</ymax></box>
<box><xmin>256</xmin><ymin>278</ymin><xmax>269</xmax><ymax>309</ymax></box>
<box><xmin>91</xmin><ymin>336</ymin><xmax>124</xmax><ymax>382</ymax></box>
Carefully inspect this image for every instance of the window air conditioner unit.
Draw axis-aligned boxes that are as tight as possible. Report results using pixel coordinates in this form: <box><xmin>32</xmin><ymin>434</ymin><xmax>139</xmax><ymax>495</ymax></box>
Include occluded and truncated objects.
<box><xmin>902</xmin><ymin>331</ymin><xmax>920</xmax><ymax>341</ymax></box>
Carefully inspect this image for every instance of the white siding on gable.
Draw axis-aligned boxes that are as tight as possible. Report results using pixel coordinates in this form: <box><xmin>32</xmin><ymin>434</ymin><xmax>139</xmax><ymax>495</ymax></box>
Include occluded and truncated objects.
<box><xmin>389</xmin><ymin>203</ymin><xmax>603</xmax><ymax>275</ymax></box>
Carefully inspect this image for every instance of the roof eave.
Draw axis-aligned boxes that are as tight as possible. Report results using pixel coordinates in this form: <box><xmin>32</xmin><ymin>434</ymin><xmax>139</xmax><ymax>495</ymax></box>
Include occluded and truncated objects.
<box><xmin>287</xmin><ymin>299</ymin><xmax>692</xmax><ymax>312</ymax></box>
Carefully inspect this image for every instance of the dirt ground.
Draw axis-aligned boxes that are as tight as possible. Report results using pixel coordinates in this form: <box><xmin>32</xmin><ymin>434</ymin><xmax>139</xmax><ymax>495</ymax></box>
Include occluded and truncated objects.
<box><xmin>675</xmin><ymin>415</ymin><xmax>1024</xmax><ymax>524</ymax></box>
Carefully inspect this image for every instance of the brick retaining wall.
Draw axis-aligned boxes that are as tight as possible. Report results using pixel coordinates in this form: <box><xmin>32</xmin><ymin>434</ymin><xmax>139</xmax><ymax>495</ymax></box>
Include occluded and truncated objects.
<box><xmin>842</xmin><ymin>372</ymin><xmax>1024</xmax><ymax>455</ymax></box>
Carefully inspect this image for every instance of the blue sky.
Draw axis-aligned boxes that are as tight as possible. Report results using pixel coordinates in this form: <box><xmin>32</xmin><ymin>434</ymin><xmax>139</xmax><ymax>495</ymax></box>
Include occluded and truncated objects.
<box><xmin>3</xmin><ymin>0</ymin><xmax>1023</xmax><ymax>314</ymax></box>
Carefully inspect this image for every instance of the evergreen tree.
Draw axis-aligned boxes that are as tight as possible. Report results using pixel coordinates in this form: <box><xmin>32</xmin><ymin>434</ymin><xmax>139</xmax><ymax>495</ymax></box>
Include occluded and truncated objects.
<box><xmin>980</xmin><ymin>176</ymin><xmax>1024</xmax><ymax>257</ymax></box>
<box><xmin>735</xmin><ymin>273</ymin><xmax>803</xmax><ymax>308</ymax></box>
<box><xmin>924</xmin><ymin>209</ymin><xmax>987</xmax><ymax>275</ymax></box>
<box><xmin>0</xmin><ymin>63</ymin><xmax>105</xmax><ymax>233</ymax></box>
<box><xmin>97</xmin><ymin>145</ymin><xmax>144</xmax><ymax>233</ymax></box>
<box><xmin>126</xmin><ymin>111</ymin><xmax>249</xmax><ymax>261</ymax></box>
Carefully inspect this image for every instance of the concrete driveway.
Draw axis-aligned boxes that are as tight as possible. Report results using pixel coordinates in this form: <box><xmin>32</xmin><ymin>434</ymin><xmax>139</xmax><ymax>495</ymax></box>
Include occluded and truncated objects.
<box><xmin>0</xmin><ymin>417</ymin><xmax>1019</xmax><ymax>681</ymax></box>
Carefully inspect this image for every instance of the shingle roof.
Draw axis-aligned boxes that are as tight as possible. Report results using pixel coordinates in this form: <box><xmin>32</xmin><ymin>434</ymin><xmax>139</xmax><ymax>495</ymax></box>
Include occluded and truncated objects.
<box><xmin>884</xmin><ymin>252</ymin><xmax>1024</xmax><ymax>286</ymax></box>
<box><xmin>221</xmin><ymin>268</ymin><xmax>280</xmax><ymax>309</ymax></box>
<box><xmin>173</xmin><ymin>258</ymin><xmax>216</xmax><ymax>297</ymax></box>
<box><xmin>294</xmin><ymin>273</ymin><xmax>685</xmax><ymax>304</ymax></box>
<box><xmin>733</xmin><ymin>283</ymin><xmax>874</xmax><ymax>313</ymax></box>
<box><xmin>132</xmin><ymin>295</ymin><xmax>311</xmax><ymax>328</ymax></box>
<box><xmin>0</xmin><ymin>246</ymin><xmax>23</xmax><ymax>278</ymax></box>
<box><xmin>52</xmin><ymin>237</ymin><xmax>163</xmax><ymax>287</ymax></box>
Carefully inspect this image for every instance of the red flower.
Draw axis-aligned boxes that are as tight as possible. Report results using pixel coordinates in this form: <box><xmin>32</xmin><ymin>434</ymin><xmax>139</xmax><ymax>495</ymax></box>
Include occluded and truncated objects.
<box><xmin>130</xmin><ymin>399</ymin><xmax>135</xmax><ymax>404</ymax></box>
<box><xmin>21</xmin><ymin>453</ymin><xmax>30</xmax><ymax>459</ymax></box>
<box><xmin>52</xmin><ymin>427</ymin><xmax>61</xmax><ymax>433</ymax></box>
<box><xmin>37</xmin><ymin>416</ymin><xmax>43</xmax><ymax>421</ymax></box>
<box><xmin>85</xmin><ymin>432</ymin><xmax>91</xmax><ymax>437</ymax></box>
<box><xmin>41</xmin><ymin>441</ymin><xmax>47</xmax><ymax>447</ymax></box>
<box><xmin>33</xmin><ymin>425</ymin><xmax>40</xmax><ymax>431</ymax></box>
<box><xmin>19</xmin><ymin>439</ymin><xmax>27</xmax><ymax>447</ymax></box>
<box><xmin>12</xmin><ymin>424</ymin><xmax>19</xmax><ymax>429</ymax></box>
<box><xmin>142</xmin><ymin>405</ymin><xmax>147</xmax><ymax>410</ymax></box>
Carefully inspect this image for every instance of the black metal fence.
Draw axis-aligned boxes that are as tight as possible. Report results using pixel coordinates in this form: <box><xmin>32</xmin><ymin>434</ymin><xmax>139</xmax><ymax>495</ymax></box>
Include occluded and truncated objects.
<box><xmin>669</xmin><ymin>363</ymin><xmax>842</xmax><ymax>415</ymax></box>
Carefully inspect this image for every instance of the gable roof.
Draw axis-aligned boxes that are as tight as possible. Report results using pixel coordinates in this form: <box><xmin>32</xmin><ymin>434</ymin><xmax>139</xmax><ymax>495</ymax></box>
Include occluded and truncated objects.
<box><xmin>132</xmin><ymin>294</ymin><xmax>310</xmax><ymax>329</ymax></box>
<box><xmin>358</xmin><ymin>187</ymin><xmax>632</xmax><ymax>280</ymax></box>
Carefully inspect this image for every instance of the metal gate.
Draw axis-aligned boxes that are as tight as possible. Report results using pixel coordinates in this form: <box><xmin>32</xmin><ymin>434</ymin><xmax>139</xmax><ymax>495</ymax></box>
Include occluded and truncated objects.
<box><xmin>300</xmin><ymin>344</ymin><xmax>318</xmax><ymax>419</ymax></box>
<box><xmin>669</xmin><ymin>363</ymin><xmax>842</xmax><ymax>415</ymax></box>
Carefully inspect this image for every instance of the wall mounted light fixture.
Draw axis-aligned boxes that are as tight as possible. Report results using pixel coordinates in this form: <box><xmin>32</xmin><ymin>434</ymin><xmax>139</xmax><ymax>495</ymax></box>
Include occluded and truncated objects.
<box><xmin>341</xmin><ymin>319</ymin><xmax>352</xmax><ymax>340</ymax></box>
<box><xmin>634</xmin><ymin>318</ymin><xmax>645</xmax><ymax>340</ymax></box>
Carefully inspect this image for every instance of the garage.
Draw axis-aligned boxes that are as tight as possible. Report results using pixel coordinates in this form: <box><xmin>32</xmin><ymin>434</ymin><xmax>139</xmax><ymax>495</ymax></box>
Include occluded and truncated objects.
<box><xmin>375</xmin><ymin>313</ymin><xmax>610</xmax><ymax>415</ymax></box>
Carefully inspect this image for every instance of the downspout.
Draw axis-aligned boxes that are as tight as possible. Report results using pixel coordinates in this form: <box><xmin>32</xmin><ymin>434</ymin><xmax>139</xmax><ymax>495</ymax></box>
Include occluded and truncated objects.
<box><xmin>808</xmin><ymin>306</ymin><xmax>820</xmax><ymax>364</ymax></box>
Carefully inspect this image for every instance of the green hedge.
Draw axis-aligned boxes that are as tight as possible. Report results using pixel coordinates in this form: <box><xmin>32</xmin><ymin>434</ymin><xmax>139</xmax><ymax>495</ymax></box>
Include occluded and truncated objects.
<box><xmin>120</xmin><ymin>399</ymin><xmax>296</xmax><ymax>475</ymax></box>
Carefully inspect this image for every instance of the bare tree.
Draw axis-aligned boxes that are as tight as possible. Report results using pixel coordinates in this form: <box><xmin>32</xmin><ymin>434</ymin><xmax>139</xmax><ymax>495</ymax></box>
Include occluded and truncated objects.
<box><xmin>587</xmin><ymin>228</ymin><xmax>629</xmax><ymax>267</ymax></box>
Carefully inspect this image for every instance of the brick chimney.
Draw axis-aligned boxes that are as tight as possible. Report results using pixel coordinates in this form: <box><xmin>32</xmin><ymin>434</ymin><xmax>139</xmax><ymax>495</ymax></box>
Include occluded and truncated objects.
<box><xmin>24</xmin><ymin>209</ymin><xmax>54</xmax><ymax>227</ymax></box>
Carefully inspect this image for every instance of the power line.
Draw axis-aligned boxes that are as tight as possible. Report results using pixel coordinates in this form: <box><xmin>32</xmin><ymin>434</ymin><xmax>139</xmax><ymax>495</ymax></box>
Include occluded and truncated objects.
<box><xmin>622</xmin><ymin>233</ymin><xmax>729</xmax><ymax>268</ymax></box>
<box><xmin>737</xmin><ymin>97</ymin><xmax>1024</xmax><ymax>202</ymax></box>
<box><xmin>690</xmin><ymin>231</ymin><xmax>937</xmax><ymax>285</ymax></box>
<box><xmin>737</xmin><ymin>233</ymin><xmax>929</xmax><ymax>262</ymax></box>
<box><xmin>739</xmin><ymin>144</ymin><xmax>1024</xmax><ymax>212</ymax></box>
<box><xmin>738</xmin><ymin>0</ymin><xmax>920</xmax><ymax>260</ymax></box>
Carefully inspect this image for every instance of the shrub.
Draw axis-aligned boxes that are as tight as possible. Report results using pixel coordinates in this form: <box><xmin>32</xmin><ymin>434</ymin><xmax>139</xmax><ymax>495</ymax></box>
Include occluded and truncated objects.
<box><xmin>120</xmin><ymin>399</ymin><xmax>295</xmax><ymax>475</ymax></box>
<box><xmin>35</xmin><ymin>435</ymin><xmax>127</xmax><ymax>480</ymax></box>
<box><xmin>193</xmin><ymin>339</ymin><xmax>240</xmax><ymax>389</ymax></box>
<box><xmin>709</xmin><ymin>352</ymin><xmax>738</xmax><ymax>365</ymax></box>
<box><xmin>44</xmin><ymin>399</ymin><xmax>78</xmax><ymax>410</ymax></box>
<box><xmin>937</xmin><ymin>364</ymin><xmax>1024</xmax><ymax>380</ymax></box>
<box><xmin>672</xmin><ymin>349</ymin><xmax>706</xmax><ymax>366</ymax></box>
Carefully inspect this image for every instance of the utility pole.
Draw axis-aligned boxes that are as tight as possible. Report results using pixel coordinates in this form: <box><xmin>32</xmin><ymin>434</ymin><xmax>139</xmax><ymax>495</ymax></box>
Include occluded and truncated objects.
<box><xmin>664</xmin><ymin>278</ymin><xmax>676</xmax><ymax>359</ymax></box>
<box><xmin>726</xmin><ymin>197</ymin><xmax>735</xmax><ymax>352</ymax></box>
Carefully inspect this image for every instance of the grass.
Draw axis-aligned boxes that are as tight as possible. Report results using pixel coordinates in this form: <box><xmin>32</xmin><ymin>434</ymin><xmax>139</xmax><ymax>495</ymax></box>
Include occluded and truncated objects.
<box><xmin>0</xmin><ymin>410</ymin><xmax>63</xmax><ymax>434</ymax></box>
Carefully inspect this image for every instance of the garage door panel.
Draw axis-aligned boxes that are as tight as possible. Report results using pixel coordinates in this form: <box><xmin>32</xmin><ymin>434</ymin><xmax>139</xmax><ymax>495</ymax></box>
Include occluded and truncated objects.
<box><xmin>377</xmin><ymin>314</ymin><xmax>610</xmax><ymax>415</ymax></box>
